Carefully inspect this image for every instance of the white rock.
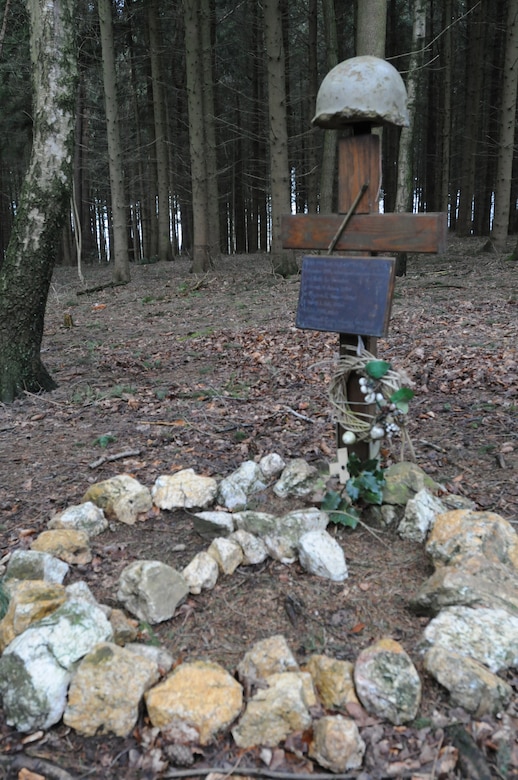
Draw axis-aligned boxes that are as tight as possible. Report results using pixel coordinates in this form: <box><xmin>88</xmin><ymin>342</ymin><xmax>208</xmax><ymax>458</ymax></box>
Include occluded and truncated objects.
<box><xmin>4</xmin><ymin>549</ymin><xmax>69</xmax><ymax>584</ymax></box>
<box><xmin>298</xmin><ymin>529</ymin><xmax>348</xmax><ymax>582</ymax></box>
<box><xmin>422</xmin><ymin>606</ymin><xmax>518</xmax><ymax>673</ymax></box>
<box><xmin>192</xmin><ymin>511</ymin><xmax>234</xmax><ymax>537</ymax></box>
<box><xmin>218</xmin><ymin>461</ymin><xmax>268</xmax><ymax>511</ymax></box>
<box><xmin>229</xmin><ymin>530</ymin><xmax>268</xmax><ymax>565</ymax></box>
<box><xmin>48</xmin><ymin>501</ymin><xmax>108</xmax><ymax>537</ymax></box>
<box><xmin>207</xmin><ymin>537</ymin><xmax>244</xmax><ymax>575</ymax></box>
<box><xmin>273</xmin><ymin>458</ymin><xmax>319</xmax><ymax>498</ymax></box>
<box><xmin>259</xmin><ymin>453</ymin><xmax>286</xmax><ymax>480</ymax></box>
<box><xmin>398</xmin><ymin>488</ymin><xmax>446</xmax><ymax>543</ymax></box>
<box><xmin>117</xmin><ymin>560</ymin><xmax>189</xmax><ymax>624</ymax></box>
<box><xmin>0</xmin><ymin>599</ymin><xmax>113</xmax><ymax>732</ymax></box>
<box><xmin>152</xmin><ymin>470</ymin><xmax>218</xmax><ymax>510</ymax></box>
<box><xmin>182</xmin><ymin>552</ymin><xmax>220</xmax><ymax>594</ymax></box>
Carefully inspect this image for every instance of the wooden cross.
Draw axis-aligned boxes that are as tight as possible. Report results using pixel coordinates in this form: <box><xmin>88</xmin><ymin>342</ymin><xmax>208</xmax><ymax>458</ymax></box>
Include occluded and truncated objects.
<box><xmin>282</xmin><ymin>133</ymin><xmax>447</xmax><ymax>481</ymax></box>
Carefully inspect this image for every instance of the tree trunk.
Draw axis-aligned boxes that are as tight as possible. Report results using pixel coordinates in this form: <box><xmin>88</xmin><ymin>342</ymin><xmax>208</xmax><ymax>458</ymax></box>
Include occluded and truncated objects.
<box><xmin>319</xmin><ymin>0</ymin><xmax>338</xmax><ymax>213</ymax></box>
<box><xmin>184</xmin><ymin>0</ymin><xmax>210</xmax><ymax>272</ymax></box>
<box><xmin>264</xmin><ymin>0</ymin><xmax>291</xmax><ymax>256</ymax></box>
<box><xmin>394</xmin><ymin>0</ymin><xmax>427</xmax><ymax>275</ymax></box>
<box><xmin>356</xmin><ymin>0</ymin><xmax>387</xmax><ymax>58</ymax></box>
<box><xmin>200</xmin><ymin>0</ymin><xmax>220</xmax><ymax>261</ymax></box>
<box><xmin>491</xmin><ymin>0</ymin><xmax>518</xmax><ymax>251</ymax></box>
<box><xmin>0</xmin><ymin>0</ymin><xmax>77</xmax><ymax>402</ymax></box>
<box><xmin>98</xmin><ymin>0</ymin><xmax>130</xmax><ymax>283</ymax></box>
<box><xmin>148</xmin><ymin>0</ymin><xmax>173</xmax><ymax>263</ymax></box>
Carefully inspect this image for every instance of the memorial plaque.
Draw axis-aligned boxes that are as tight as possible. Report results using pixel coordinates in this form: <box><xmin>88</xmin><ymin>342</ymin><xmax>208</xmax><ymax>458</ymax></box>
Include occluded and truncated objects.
<box><xmin>296</xmin><ymin>255</ymin><xmax>396</xmax><ymax>337</ymax></box>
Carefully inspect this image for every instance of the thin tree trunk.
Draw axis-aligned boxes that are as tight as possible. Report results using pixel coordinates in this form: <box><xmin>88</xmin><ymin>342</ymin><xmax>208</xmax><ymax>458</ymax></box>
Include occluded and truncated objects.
<box><xmin>394</xmin><ymin>0</ymin><xmax>426</xmax><ymax>275</ymax></box>
<box><xmin>319</xmin><ymin>0</ymin><xmax>338</xmax><ymax>213</ymax></box>
<box><xmin>184</xmin><ymin>0</ymin><xmax>210</xmax><ymax>272</ymax></box>
<box><xmin>98</xmin><ymin>0</ymin><xmax>130</xmax><ymax>283</ymax></box>
<box><xmin>264</xmin><ymin>0</ymin><xmax>291</xmax><ymax>255</ymax></box>
<box><xmin>0</xmin><ymin>0</ymin><xmax>77</xmax><ymax>402</ymax></box>
<box><xmin>200</xmin><ymin>0</ymin><xmax>220</xmax><ymax>261</ymax></box>
<box><xmin>148</xmin><ymin>0</ymin><xmax>173</xmax><ymax>263</ymax></box>
<box><xmin>491</xmin><ymin>0</ymin><xmax>518</xmax><ymax>252</ymax></box>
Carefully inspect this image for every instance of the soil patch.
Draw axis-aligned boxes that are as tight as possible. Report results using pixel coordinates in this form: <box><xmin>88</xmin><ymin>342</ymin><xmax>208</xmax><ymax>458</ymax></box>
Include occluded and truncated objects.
<box><xmin>0</xmin><ymin>238</ymin><xmax>517</xmax><ymax>777</ymax></box>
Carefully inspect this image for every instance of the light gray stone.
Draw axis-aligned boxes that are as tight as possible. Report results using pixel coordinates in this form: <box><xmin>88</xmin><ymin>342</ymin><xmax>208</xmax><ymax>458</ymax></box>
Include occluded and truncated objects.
<box><xmin>192</xmin><ymin>511</ymin><xmax>234</xmax><ymax>538</ymax></box>
<box><xmin>424</xmin><ymin>645</ymin><xmax>512</xmax><ymax>717</ymax></box>
<box><xmin>259</xmin><ymin>453</ymin><xmax>286</xmax><ymax>480</ymax></box>
<box><xmin>273</xmin><ymin>458</ymin><xmax>320</xmax><ymax>498</ymax></box>
<box><xmin>354</xmin><ymin>638</ymin><xmax>421</xmax><ymax>725</ymax></box>
<box><xmin>207</xmin><ymin>537</ymin><xmax>244</xmax><ymax>575</ymax></box>
<box><xmin>117</xmin><ymin>560</ymin><xmax>189</xmax><ymax>624</ymax></box>
<box><xmin>125</xmin><ymin>643</ymin><xmax>174</xmax><ymax>676</ymax></box>
<box><xmin>83</xmin><ymin>474</ymin><xmax>153</xmax><ymax>524</ymax></box>
<box><xmin>182</xmin><ymin>551</ymin><xmax>219</xmax><ymax>594</ymax></box>
<box><xmin>410</xmin><ymin>555</ymin><xmax>518</xmax><ymax>617</ymax></box>
<box><xmin>422</xmin><ymin>605</ymin><xmax>518</xmax><ymax>673</ymax></box>
<box><xmin>298</xmin><ymin>529</ymin><xmax>348</xmax><ymax>581</ymax></box>
<box><xmin>0</xmin><ymin>599</ymin><xmax>113</xmax><ymax>732</ymax></box>
<box><xmin>309</xmin><ymin>715</ymin><xmax>366</xmax><ymax>772</ymax></box>
<box><xmin>398</xmin><ymin>488</ymin><xmax>446</xmax><ymax>543</ymax></box>
<box><xmin>4</xmin><ymin>549</ymin><xmax>69</xmax><ymax>584</ymax></box>
<box><xmin>382</xmin><ymin>461</ymin><xmax>441</xmax><ymax>506</ymax></box>
<box><xmin>233</xmin><ymin>511</ymin><xmax>277</xmax><ymax>537</ymax></box>
<box><xmin>218</xmin><ymin>461</ymin><xmax>268</xmax><ymax>511</ymax></box>
<box><xmin>229</xmin><ymin>529</ymin><xmax>268</xmax><ymax>565</ymax></box>
<box><xmin>152</xmin><ymin>469</ymin><xmax>218</xmax><ymax>510</ymax></box>
<box><xmin>48</xmin><ymin>501</ymin><xmax>108</xmax><ymax>536</ymax></box>
<box><xmin>263</xmin><ymin>508</ymin><xmax>329</xmax><ymax>564</ymax></box>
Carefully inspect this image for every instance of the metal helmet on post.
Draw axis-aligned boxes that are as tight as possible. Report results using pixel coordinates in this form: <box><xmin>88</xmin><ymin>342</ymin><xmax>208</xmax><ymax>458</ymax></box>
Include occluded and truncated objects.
<box><xmin>312</xmin><ymin>55</ymin><xmax>409</xmax><ymax>129</ymax></box>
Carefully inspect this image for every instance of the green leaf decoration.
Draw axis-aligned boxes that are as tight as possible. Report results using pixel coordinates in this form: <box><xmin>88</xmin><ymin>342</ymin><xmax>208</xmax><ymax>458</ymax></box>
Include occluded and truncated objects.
<box><xmin>321</xmin><ymin>490</ymin><xmax>343</xmax><ymax>511</ymax></box>
<box><xmin>390</xmin><ymin>387</ymin><xmax>415</xmax><ymax>403</ymax></box>
<box><xmin>365</xmin><ymin>360</ymin><xmax>391</xmax><ymax>379</ymax></box>
<box><xmin>329</xmin><ymin>506</ymin><xmax>360</xmax><ymax>529</ymax></box>
<box><xmin>395</xmin><ymin>401</ymin><xmax>409</xmax><ymax>414</ymax></box>
<box><xmin>345</xmin><ymin>478</ymin><xmax>360</xmax><ymax>502</ymax></box>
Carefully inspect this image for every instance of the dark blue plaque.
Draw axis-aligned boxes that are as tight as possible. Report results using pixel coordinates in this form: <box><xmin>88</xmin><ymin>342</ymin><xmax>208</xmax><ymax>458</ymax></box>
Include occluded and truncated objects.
<box><xmin>296</xmin><ymin>255</ymin><xmax>396</xmax><ymax>337</ymax></box>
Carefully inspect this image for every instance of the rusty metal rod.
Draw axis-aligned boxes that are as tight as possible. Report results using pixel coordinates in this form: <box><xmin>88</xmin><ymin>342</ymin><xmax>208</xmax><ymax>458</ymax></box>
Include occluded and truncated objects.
<box><xmin>327</xmin><ymin>182</ymin><xmax>369</xmax><ymax>253</ymax></box>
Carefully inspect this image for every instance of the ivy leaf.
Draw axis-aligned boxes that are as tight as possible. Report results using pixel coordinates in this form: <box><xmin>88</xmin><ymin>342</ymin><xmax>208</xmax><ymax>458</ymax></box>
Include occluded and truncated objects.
<box><xmin>329</xmin><ymin>505</ymin><xmax>360</xmax><ymax>529</ymax></box>
<box><xmin>365</xmin><ymin>360</ymin><xmax>391</xmax><ymax>379</ymax></box>
<box><xmin>321</xmin><ymin>490</ymin><xmax>343</xmax><ymax>511</ymax></box>
<box><xmin>345</xmin><ymin>478</ymin><xmax>360</xmax><ymax>502</ymax></box>
<box><xmin>357</xmin><ymin>472</ymin><xmax>385</xmax><ymax>505</ymax></box>
<box><xmin>390</xmin><ymin>387</ymin><xmax>415</xmax><ymax>403</ymax></box>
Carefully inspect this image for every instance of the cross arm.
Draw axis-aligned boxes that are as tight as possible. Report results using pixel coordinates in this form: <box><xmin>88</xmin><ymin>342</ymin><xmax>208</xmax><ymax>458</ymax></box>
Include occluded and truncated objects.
<box><xmin>281</xmin><ymin>212</ymin><xmax>447</xmax><ymax>254</ymax></box>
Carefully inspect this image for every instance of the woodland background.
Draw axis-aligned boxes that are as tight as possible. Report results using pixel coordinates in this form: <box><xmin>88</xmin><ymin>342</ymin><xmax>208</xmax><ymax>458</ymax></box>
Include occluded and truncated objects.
<box><xmin>1</xmin><ymin>0</ymin><xmax>518</xmax><ymax>280</ymax></box>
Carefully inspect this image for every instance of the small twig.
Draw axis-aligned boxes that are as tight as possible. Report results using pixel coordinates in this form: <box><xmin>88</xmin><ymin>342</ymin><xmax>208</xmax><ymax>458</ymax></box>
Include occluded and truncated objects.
<box><xmin>22</xmin><ymin>390</ymin><xmax>66</xmax><ymax>407</ymax></box>
<box><xmin>429</xmin><ymin>730</ymin><xmax>444</xmax><ymax>780</ymax></box>
<box><xmin>88</xmin><ymin>449</ymin><xmax>141</xmax><ymax>469</ymax></box>
<box><xmin>164</xmin><ymin>766</ymin><xmax>364</xmax><ymax>780</ymax></box>
<box><xmin>285</xmin><ymin>406</ymin><xmax>316</xmax><ymax>423</ymax></box>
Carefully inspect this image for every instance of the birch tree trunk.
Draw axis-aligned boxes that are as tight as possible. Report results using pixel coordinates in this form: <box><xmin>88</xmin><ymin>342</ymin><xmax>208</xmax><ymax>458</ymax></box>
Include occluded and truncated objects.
<box><xmin>491</xmin><ymin>0</ymin><xmax>518</xmax><ymax>252</ymax></box>
<box><xmin>263</xmin><ymin>0</ymin><xmax>291</xmax><ymax>255</ymax></box>
<box><xmin>0</xmin><ymin>0</ymin><xmax>77</xmax><ymax>402</ymax></box>
<box><xmin>98</xmin><ymin>0</ymin><xmax>130</xmax><ymax>283</ymax></box>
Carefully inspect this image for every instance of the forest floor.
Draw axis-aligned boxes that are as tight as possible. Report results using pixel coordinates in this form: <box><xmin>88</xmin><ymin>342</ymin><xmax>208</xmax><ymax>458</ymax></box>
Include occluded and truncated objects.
<box><xmin>0</xmin><ymin>237</ymin><xmax>517</xmax><ymax>779</ymax></box>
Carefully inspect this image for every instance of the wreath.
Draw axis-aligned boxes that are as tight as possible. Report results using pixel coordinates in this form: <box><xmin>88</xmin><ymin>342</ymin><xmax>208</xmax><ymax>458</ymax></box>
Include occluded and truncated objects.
<box><xmin>328</xmin><ymin>348</ymin><xmax>415</xmax><ymax>451</ymax></box>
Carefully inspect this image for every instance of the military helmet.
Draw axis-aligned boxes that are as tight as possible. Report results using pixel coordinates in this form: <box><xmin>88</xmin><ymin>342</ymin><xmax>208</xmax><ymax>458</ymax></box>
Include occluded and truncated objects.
<box><xmin>312</xmin><ymin>55</ymin><xmax>409</xmax><ymax>129</ymax></box>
